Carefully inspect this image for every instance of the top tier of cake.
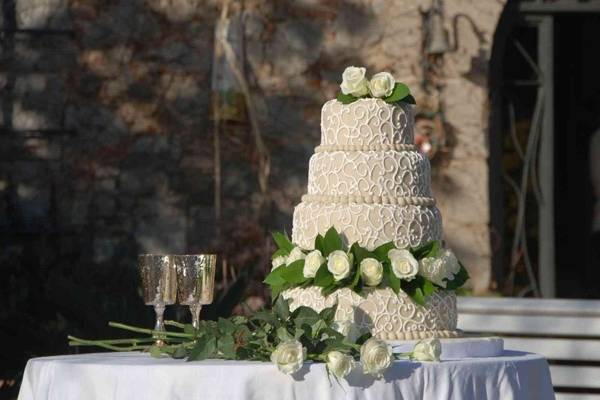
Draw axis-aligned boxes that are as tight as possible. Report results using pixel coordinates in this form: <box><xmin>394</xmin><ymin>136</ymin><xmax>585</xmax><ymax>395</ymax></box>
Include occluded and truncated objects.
<box><xmin>320</xmin><ymin>98</ymin><xmax>413</xmax><ymax>147</ymax></box>
<box><xmin>291</xmin><ymin>97</ymin><xmax>442</xmax><ymax>251</ymax></box>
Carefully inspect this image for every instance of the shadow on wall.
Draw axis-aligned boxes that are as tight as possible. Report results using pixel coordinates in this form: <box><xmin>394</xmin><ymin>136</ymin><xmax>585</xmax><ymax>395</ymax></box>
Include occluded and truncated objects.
<box><xmin>0</xmin><ymin>0</ymin><xmax>381</xmax><ymax>395</ymax></box>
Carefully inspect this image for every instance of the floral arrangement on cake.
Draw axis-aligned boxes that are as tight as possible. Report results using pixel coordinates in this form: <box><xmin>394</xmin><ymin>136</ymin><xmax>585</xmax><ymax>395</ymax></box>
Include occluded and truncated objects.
<box><xmin>69</xmin><ymin>297</ymin><xmax>442</xmax><ymax>381</ymax></box>
<box><xmin>265</xmin><ymin>227</ymin><xmax>469</xmax><ymax>306</ymax></box>
<box><xmin>336</xmin><ymin>66</ymin><xmax>416</xmax><ymax>105</ymax></box>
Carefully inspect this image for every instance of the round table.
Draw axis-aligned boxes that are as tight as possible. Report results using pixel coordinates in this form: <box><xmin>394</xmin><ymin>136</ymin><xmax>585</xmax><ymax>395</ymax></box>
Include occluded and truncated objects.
<box><xmin>18</xmin><ymin>351</ymin><xmax>555</xmax><ymax>400</ymax></box>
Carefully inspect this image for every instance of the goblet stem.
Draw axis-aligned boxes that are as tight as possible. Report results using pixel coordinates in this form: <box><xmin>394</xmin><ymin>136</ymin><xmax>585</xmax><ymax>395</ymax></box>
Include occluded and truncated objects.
<box><xmin>190</xmin><ymin>304</ymin><xmax>202</xmax><ymax>329</ymax></box>
<box><xmin>153</xmin><ymin>303</ymin><xmax>166</xmax><ymax>346</ymax></box>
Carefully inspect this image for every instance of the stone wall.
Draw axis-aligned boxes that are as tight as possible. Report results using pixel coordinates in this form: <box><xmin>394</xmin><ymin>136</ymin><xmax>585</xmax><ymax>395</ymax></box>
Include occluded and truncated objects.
<box><xmin>0</xmin><ymin>0</ymin><xmax>506</xmax><ymax>376</ymax></box>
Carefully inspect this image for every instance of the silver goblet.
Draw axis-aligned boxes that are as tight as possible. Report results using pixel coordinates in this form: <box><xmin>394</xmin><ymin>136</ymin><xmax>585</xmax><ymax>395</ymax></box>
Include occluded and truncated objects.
<box><xmin>173</xmin><ymin>254</ymin><xmax>217</xmax><ymax>329</ymax></box>
<box><xmin>138</xmin><ymin>254</ymin><xmax>177</xmax><ymax>346</ymax></box>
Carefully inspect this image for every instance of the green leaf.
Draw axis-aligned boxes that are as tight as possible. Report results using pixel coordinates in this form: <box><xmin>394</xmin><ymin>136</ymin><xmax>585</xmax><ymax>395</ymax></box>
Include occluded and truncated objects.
<box><xmin>400</xmin><ymin>94</ymin><xmax>416</xmax><ymax>105</ymax></box>
<box><xmin>272</xmin><ymin>231</ymin><xmax>294</xmax><ymax>253</ymax></box>
<box><xmin>264</xmin><ymin>267</ymin><xmax>287</xmax><ymax>286</ymax></box>
<box><xmin>350</xmin><ymin>263</ymin><xmax>362</xmax><ymax>291</ymax></box>
<box><xmin>274</xmin><ymin>296</ymin><xmax>291</xmax><ymax>321</ymax></box>
<box><xmin>149</xmin><ymin>345</ymin><xmax>163</xmax><ymax>358</ymax></box>
<box><xmin>314</xmin><ymin>264</ymin><xmax>334</xmax><ymax>288</ymax></box>
<box><xmin>270</xmin><ymin>284</ymin><xmax>288</xmax><ymax>300</ymax></box>
<box><xmin>412</xmin><ymin>241</ymin><xmax>441</xmax><ymax>259</ymax></box>
<box><xmin>321</xmin><ymin>283</ymin><xmax>341</xmax><ymax>297</ymax></box>
<box><xmin>383</xmin><ymin>82</ymin><xmax>410</xmax><ymax>103</ymax></box>
<box><xmin>172</xmin><ymin>346</ymin><xmax>188</xmax><ymax>359</ymax></box>
<box><xmin>337</xmin><ymin>92</ymin><xmax>358</xmax><ymax>105</ymax></box>
<box><xmin>276</xmin><ymin>326</ymin><xmax>294</xmax><ymax>341</ymax></box>
<box><xmin>280</xmin><ymin>260</ymin><xmax>307</xmax><ymax>284</ymax></box>
<box><xmin>218</xmin><ymin>318</ymin><xmax>237</xmax><ymax>334</ymax></box>
<box><xmin>188</xmin><ymin>334</ymin><xmax>217</xmax><ymax>361</ymax></box>
<box><xmin>400</xmin><ymin>276</ymin><xmax>436</xmax><ymax>306</ymax></box>
<box><xmin>355</xmin><ymin>332</ymin><xmax>372</xmax><ymax>345</ymax></box>
<box><xmin>322</xmin><ymin>227</ymin><xmax>343</xmax><ymax>256</ymax></box>
<box><xmin>291</xmin><ymin>306</ymin><xmax>321</xmax><ymax>330</ymax></box>
<box><xmin>373</xmin><ymin>242</ymin><xmax>395</xmax><ymax>261</ymax></box>
<box><xmin>385</xmin><ymin>262</ymin><xmax>401</xmax><ymax>294</ymax></box>
<box><xmin>217</xmin><ymin>335</ymin><xmax>236</xmax><ymax>359</ymax></box>
<box><xmin>319</xmin><ymin>304</ymin><xmax>337</xmax><ymax>324</ymax></box>
<box><xmin>444</xmin><ymin>262</ymin><xmax>470</xmax><ymax>290</ymax></box>
<box><xmin>314</xmin><ymin>234</ymin><xmax>325</xmax><ymax>253</ymax></box>
<box><xmin>350</xmin><ymin>243</ymin><xmax>373</xmax><ymax>265</ymax></box>
<box><xmin>271</xmin><ymin>248</ymin><xmax>289</xmax><ymax>259</ymax></box>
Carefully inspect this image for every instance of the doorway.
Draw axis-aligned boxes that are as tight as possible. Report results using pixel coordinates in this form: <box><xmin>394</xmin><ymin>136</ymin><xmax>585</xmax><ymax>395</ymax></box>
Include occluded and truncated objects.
<box><xmin>489</xmin><ymin>2</ymin><xmax>600</xmax><ymax>298</ymax></box>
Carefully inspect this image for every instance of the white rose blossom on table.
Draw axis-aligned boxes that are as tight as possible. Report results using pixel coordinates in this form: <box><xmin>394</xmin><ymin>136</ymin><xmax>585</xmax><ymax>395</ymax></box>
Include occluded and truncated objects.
<box><xmin>69</xmin><ymin>296</ymin><xmax>446</xmax><ymax>385</ymax></box>
<box><xmin>270</xmin><ymin>339</ymin><xmax>307</xmax><ymax>375</ymax></box>
<box><xmin>360</xmin><ymin>337</ymin><xmax>394</xmax><ymax>377</ymax></box>
<box><xmin>388</xmin><ymin>249</ymin><xmax>419</xmax><ymax>281</ymax></box>
<box><xmin>340</xmin><ymin>66</ymin><xmax>369</xmax><ymax>97</ymax></box>
<box><xmin>368</xmin><ymin>72</ymin><xmax>396</xmax><ymax>98</ymax></box>
<box><xmin>303</xmin><ymin>249</ymin><xmax>325</xmax><ymax>278</ymax></box>
<box><xmin>326</xmin><ymin>351</ymin><xmax>355</xmax><ymax>379</ymax></box>
<box><xmin>410</xmin><ymin>338</ymin><xmax>442</xmax><ymax>362</ymax></box>
<box><xmin>332</xmin><ymin>319</ymin><xmax>362</xmax><ymax>343</ymax></box>
<box><xmin>360</xmin><ymin>257</ymin><xmax>383</xmax><ymax>286</ymax></box>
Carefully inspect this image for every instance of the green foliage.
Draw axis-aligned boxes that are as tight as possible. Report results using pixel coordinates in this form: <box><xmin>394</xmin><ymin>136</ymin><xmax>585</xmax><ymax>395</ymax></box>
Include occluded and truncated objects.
<box><xmin>336</xmin><ymin>82</ymin><xmax>416</xmax><ymax>106</ymax></box>
<box><xmin>411</xmin><ymin>240</ymin><xmax>442</xmax><ymax>259</ymax></box>
<box><xmin>336</xmin><ymin>92</ymin><xmax>358</xmax><ymax>104</ymax></box>
<box><xmin>322</xmin><ymin>227</ymin><xmax>343</xmax><ymax>256</ymax></box>
<box><xmin>314</xmin><ymin>264</ymin><xmax>334</xmax><ymax>288</ymax></box>
<box><xmin>444</xmin><ymin>262</ymin><xmax>470</xmax><ymax>290</ymax></box>
<box><xmin>401</xmin><ymin>276</ymin><xmax>437</xmax><ymax>306</ymax></box>
<box><xmin>280</xmin><ymin>260</ymin><xmax>307</xmax><ymax>284</ymax></box>
<box><xmin>70</xmin><ymin>296</ymin><xmax>359</xmax><ymax>366</ymax></box>
<box><xmin>266</xmin><ymin>228</ymin><xmax>468</xmax><ymax>305</ymax></box>
<box><xmin>272</xmin><ymin>232</ymin><xmax>294</xmax><ymax>253</ymax></box>
<box><xmin>383</xmin><ymin>83</ymin><xmax>410</xmax><ymax>103</ymax></box>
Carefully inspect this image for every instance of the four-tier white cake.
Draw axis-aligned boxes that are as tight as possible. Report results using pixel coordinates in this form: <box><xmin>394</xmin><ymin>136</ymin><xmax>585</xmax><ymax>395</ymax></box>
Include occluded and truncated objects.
<box><xmin>283</xmin><ymin>98</ymin><xmax>459</xmax><ymax>340</ymax></box>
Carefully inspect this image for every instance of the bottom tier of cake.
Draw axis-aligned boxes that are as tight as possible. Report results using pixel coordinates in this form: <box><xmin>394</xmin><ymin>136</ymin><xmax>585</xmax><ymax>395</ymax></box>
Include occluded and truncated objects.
<box><xmin>282</xmin><ymin>286</ymin><xmax>459</xmax><ymax>341</ymax></box>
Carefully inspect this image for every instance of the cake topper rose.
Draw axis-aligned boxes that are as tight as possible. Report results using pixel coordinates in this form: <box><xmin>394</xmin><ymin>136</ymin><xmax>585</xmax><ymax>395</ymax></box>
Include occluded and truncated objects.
<box><xmin>337</xmin><ymin>66</ymin><xmax>416</xmax><ymax>105</ymax></box>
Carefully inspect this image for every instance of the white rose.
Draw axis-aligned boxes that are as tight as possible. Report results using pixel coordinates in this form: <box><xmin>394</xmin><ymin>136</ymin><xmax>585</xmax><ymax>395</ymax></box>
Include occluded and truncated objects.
<box><xmin>270</xmin><ymin>339</ymin><xmax>306</xmax><ymax>375</ymax></box>
<box><xmin>411</xmin><ymin>338</ymin><xmax>441</xmax><ymax>362</ymax></box>
<box><xmin>360</xmin><ymin>337</ymin><xmax>394</xmax><ymax>377</ymax></box>
<box><xmin>332</xmin><ymin>319</ymin><xmax>362</xmax><ymax>343</ymax></box>
<box><xmin>368</xmin><ymin>72</ymin><xmax>395</xmax><ymax>98</ymax></box>
<box><xmin>327</xmin><ymin>250</ymin><xmax>353</xmax><ymax>281</ymax></box>
<box><xmin>340</xmin><ymin>66</ymin><xmax>369</xmax><ymax>97</ymax></box>
<box><xmin>419</xmin><ymin>249</ymin><xmax>458</xmax><ymax>288</ymax></box>
<box><xmin>286</xmin><ymin>246</ymin><xmax>306</xmax><ymax>265</ymax></box>
<box><xmin>271</xmin><ymin>256</ymin><xmax>286</xmax><ymax>271</ymax></box>
<box><xmin>441</xmin><ymin>249</ymin><xmax>460</xmax><ymax>275</ymax></box>
<box><xmin>360</xmin><ymin>257</ymin><xmax>383</xmax><ymax>286</ymax></box>
<box><xmin>326</xmin><ymin>351</ymin><xmax>355</xmax><ymax>379</ymax></box>
<box><xmin>303</xmin><ymin>250</ymin><xmax>325</xmax><ymax>278</ymax></box>
<box><xmin>388</xmin><ymin>249</ymin><xmax>418</xmax><ymax>281</ymax></box>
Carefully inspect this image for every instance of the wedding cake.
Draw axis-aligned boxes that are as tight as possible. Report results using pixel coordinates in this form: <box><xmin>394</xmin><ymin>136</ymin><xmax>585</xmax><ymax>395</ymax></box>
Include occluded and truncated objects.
<box><xmin>267</xmin><ymin>67</ymin><xmax>466</xmax><ymax>341</ymax></box>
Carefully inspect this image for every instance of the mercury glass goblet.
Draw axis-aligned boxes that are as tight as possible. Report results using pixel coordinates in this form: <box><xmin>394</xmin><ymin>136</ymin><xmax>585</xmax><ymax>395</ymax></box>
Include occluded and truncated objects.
<box><xmin>138</xmin><ymin>254</ymin><xmax>177</xmax><ymax>346</ymax></box>
<box><xmin>173</xmin><ymin>254</ymin><xmax>217</xmax><ymax>329</ymax></box>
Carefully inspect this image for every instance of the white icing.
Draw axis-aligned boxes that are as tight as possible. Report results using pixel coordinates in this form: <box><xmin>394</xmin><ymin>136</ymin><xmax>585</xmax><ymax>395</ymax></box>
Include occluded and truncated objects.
<box><xmin>321</xmin><ymin>99</ymin><xmax>414</xmax><ymax>146</ymax></box>
<box><xmin>287</xmin><ymin>97</ymin><xmax>457</xmax><ymax>338</ymax></box>
<box><xmin>314</xmin><ymin>143</ymin><xmax>416</xmax><ymax>152</ymax></box>
<box><xmin>282</xmin><ymin>287</ymin><xmax>458</xmax><ymax>340</ymax></box>
<box><xmin>292</xmin><ymin>202</ymin><xmax>442</xmax><ymax>251</ymax></box>
<box><xmin>300</xmin><ymin>194</ymin><xmax>435</xmax><ymax>206</ymax></box>
<box><xmin>307</xmin><ymin>150</ymin><xmax>432</xmax><ymax>198</ymax></box>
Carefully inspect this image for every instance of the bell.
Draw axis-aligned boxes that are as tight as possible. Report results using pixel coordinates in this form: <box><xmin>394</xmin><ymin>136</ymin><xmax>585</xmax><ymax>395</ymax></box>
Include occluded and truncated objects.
<box><xmin>427</xmin><ymin>12</ymin><xmax>450</xmax><ymax>54</ymax></box>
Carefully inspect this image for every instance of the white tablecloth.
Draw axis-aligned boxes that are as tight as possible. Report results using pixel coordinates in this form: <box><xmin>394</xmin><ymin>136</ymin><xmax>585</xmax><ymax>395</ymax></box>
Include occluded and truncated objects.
<box><xmin>18</xmin><ymin>350</ymin><xmax>555</xmax><ymax>400</ymax></box>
